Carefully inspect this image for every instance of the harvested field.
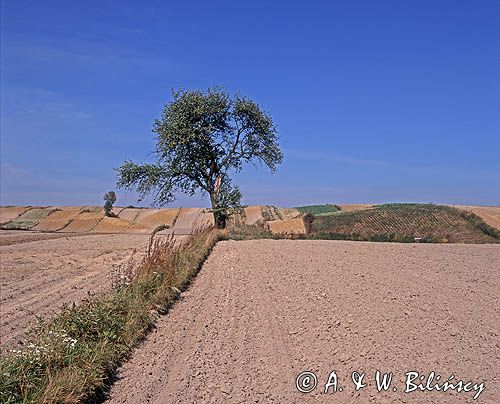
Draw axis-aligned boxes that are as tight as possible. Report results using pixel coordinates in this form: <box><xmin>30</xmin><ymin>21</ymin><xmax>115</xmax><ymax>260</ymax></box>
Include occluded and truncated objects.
<box><xmin>172</xmin><ymin>208</ymin><xmax>213</xmax><ymax>234</ymax></box>
<box><xmin>0</xmin><ymin>206</ymin><xmax>31</xmax><ymax>224</ymax></box>
<box><xmin>91</xmin><ymin>217</ymin><xmax>135</xmax><ymax>233</ymax></box>
<box><xmin>112</xmin><ymin>206</ymin><xmax>128</xmax><ymax>216</ymax></box>
<box><xmin>33</xmin><ymin>207</ymin><xmax>81</xmax><ymax>232</ymax></box>
<box><xmin>0</xmin><ymin>231</ymin><xmax>153</xmax><ymax>347</ymax></box>
<box><xmin>1</xmin><ymin>205</ymin><xmax>306</xmax><ymax>236</ymax></box>
<box><xmin>264</xmin><ymin>206</ymin><xmax>283</xmax><ymax>221</ymax></box>
<box><xmin>0</xmin><ymin>230</ymin><xmax>80</xmax><ymax>246</ymax></box>
<box><xmin>454</xmin><ymin>205</ymin><xmax>500</xmax><ymax>230</ymax></box>
<box><xmin>266</xmin><ymin>217</ymin><xmax>306</xmax><ymax>234</ymax></box>
<box><xmin>107</xmin><ymin>239</ymin><xmax>500</xmax><ymax>403</ymax></box>
<box><xmin>117</xmin><ymin>207</ymin><xmax>143</xmax><ymax>222</ymax></box>
<box><xmin>243</xmin><ymin>205</ymin><xmax>282</xmax><ymax>225</ymax></box>
<box><xmin>276</xmin><ymin>207</ymin><xmax>301</xmax><ymax>220</ymax></box>
<box><xmin>338</xmin><ymin>203</ymin><xmax>373</xmax><ymax>212</ymax></box>
<box><xmin>243</xmin><ymin>205</ymin><xmax>266</xmax><ymax>225</ymax></box>
<box><xmin>192</xmin><ymin>210</ymin><xmax>215</xmax><ymax>229</ymax></box>
<box><xmin>130</xmin><ymin>208</ymin><xmax>180</xmax><ymax>232</ymax></box>
<box><xmin>1</xmin><ymin>207</ymin><xmax>57</xmax><ymax>230</ymax></box>
<box><xmin>60</xmin><ymin>209</ymin><xmax>104</xmax><ymax>232</ymax></box>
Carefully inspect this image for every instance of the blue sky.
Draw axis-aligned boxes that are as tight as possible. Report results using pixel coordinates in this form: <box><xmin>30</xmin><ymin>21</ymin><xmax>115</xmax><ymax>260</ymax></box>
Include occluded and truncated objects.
<box><xmin>1</xmin><ymin>0</ymin><xmax>499</xmax><ymax>207</ymax></box>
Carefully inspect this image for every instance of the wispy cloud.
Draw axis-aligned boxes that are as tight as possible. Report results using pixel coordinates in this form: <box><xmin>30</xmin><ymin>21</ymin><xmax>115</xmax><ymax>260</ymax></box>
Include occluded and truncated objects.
<box><xmin>286</xmin><ymin>148</ymin><xmax>500</xmax><ymax>180</ymax></box>
<box><xmin>0</xmin><ymin>163</ymin><xmax>31</xmax><ymax>179</ymax></box>
<box><xmin>2</xmin><ymin>36</ymin><xmax>175</xmax><ymax>71</ymax></box>
<box><xmin>1</xmin><ymin>85</ymin><xmax>91</xmax><ymax>121</ymax></box>
<box><xmin>286</xmin><ymin>149</ymin><xmax>389</xmax><ymax>167</ymax></box>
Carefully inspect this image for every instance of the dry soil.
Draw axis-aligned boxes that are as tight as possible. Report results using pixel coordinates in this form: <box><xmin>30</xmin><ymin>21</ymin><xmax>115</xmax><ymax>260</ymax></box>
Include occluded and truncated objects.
<box><xmin>107</xmin><ymin>239</ymin><xmax>500</xmax><ymax>404</ymax></box>
<box><xmin>0</xmin><ymin>231</ymin><xmax>152</xmax><ymax>347</ymax></box>
<box><xmin>454</xmin><ymin>205</ymin><xmax>500</xmax><ymax>230</ymax></box>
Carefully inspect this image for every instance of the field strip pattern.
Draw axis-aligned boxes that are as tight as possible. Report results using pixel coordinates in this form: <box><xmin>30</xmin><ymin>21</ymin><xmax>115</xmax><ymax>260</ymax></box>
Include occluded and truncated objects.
<box><xmin>107</xmin><ymin>240</ymin><xmax>500</xmax><ymax>403</ymax></box>
<box><xmin>0</xmin><ymin>205</ymin><xmax>307</xmax><ymax>236</ymax></box>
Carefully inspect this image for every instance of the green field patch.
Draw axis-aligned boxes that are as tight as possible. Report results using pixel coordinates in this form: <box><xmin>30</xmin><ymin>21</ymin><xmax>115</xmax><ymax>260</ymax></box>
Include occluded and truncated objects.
<box><xmin>295</xmin><ymin>204</ymin><xmax>340</xmax><ymax>216</ymax></box>
<box><xmin>1</xmin><ymin>207</ymin><xmax>60</xmax><ymax>230</ymax></box>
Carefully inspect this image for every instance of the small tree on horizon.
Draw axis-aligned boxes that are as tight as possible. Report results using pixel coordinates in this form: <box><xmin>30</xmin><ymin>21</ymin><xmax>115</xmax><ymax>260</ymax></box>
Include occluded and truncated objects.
<box><xmin>116</xmin><ymin>86</ymin><xmax>283</xmax><ymax>228</ymax></box>
<box><xmin>103</xmin><ymin>191</ymin><xmax>117</xmax><ymax>217</ymax></box>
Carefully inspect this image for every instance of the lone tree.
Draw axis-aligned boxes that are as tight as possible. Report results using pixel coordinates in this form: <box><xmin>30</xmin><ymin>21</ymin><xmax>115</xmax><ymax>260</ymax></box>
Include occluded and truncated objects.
<box><xmin>116</xmin><ymin>87</ymin><xmax>283</xmax><ymax>228</ymax></box>
<box><xmin>103</xmin><ymin>191</ymin><xmax>117</xmax><ymax>217</ymax></box>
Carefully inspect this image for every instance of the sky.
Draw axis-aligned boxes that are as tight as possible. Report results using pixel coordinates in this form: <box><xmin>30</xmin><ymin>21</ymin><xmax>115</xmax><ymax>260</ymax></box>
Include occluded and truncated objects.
<box><xmin>1</xmin><ymin>0</ymin><xmax>499</xmax><ymax>208</ymax></box>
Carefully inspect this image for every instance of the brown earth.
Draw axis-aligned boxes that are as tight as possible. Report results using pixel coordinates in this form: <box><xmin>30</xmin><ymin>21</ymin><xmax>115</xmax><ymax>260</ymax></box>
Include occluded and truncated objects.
<box><xmin>116</xmin><ymin>208</ymin><xmax>143</xmax><ymax>223</ymax></box>
<box><xmin>172</xmin><ymin>208</ymin><xmax>213</xmax><ymax>234</ymax></box>
<box><xmin>243</xmin><ymin>205</ymin><xmax>267</xmax><ymax>225</ymax></box>
<box><xmin>276</xmin><ymin>207</ymin><xmax>301</xmax><ymax>220</ymax></box>
<box><xmin>454</xmin><ymin>205</ymin><xmax>500</xmax><ymax>230</ymax></box>
<box><xmin>1</xmin><ymin>207</ymin><xmax>57</xmax><ymax>230</ymax></box>
<box><xmin>107</xmin><ymin>239</ymin><xmax>500</xmax><ymax>404</ymax></box>
<box><xmin>33</xmin><ymin>207</ymin><xmax>82</xmax><ymax>232</ymax></box>
<box><xmin>3</xmin><ymin>206</ymin><xmax>301</xmax><ymax>235</ymax></box>
<box><xmin>0</xmin><ymin>231</ymin><xmax>153</xmax><ymax>347</ymax></box>
<box><xmin>266</xmin><ymin>217</ymin><xmax>306</xmax><ymax>234</ymax></box>
<box><xmin>60</xmin><ymin>209</ymin><xmax>104</xmax><ymax>232</ymax></box>
<box><xmin>338</xmin><ymin>204</ymin><xmax>373</xmax><ymax>212</ymax></box>
<box><xmin>128</xmin><ymin>208</ymin><xmax>180</xmax><ymax>233</ymax></box>
<box><xmin>0</xmin><ymin>206</ymin><xmax>31</xmax><ymax>224</ymax></box>
<box><xmin>0</xmin><ymin>230</ymin><xmax>83</xmax><ymax>246</ymax></box>
<box><xmin>2</xmin><ymin>205</ymin><xmax>497</xmax><ymax>236</ymax></box>
<box><xmin>193</xmin><ymin>210</ymin><xmax>216</xmax><ymax>229</ymax></box>
<box><xmin>91</xmin><ymin>217</ymin><xmax>135</xmax><ymax>233</ymax></box>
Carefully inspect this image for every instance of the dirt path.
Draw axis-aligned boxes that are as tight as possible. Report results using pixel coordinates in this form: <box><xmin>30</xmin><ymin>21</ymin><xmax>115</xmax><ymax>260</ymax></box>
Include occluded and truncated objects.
<box><xmin>0</xmin><ymin>232</ymin><xmax>151</xmax><ymax>347</ymax></box>
<box><xmin>107</xmin><ymin>240</ymin><xmax>500</xmax><ymax>403</ymax></box>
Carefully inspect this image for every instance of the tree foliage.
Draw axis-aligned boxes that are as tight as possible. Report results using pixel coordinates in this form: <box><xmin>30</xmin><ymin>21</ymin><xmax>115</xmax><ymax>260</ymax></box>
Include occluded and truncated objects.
<box><xmin>116</xmin><ymin>87</ymin><xmax>283</xmax><ymax>228</ymax></box>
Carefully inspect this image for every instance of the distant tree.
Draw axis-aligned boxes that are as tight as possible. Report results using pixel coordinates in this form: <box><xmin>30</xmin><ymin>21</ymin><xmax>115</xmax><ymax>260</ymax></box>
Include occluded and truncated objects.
<box><xmin>103</xmin><ymin>191</ymin><xmax>117</xmax><ymax>217</ymax></box>
<box><xmin>116</xmin><ymin>86</ymin><xmax>283</xmax><ymax>228</ymax></box>
<box><xmin>302</xmin><ymin>212</ymin><xmax>315</xmax><ymax>233</ymax></box>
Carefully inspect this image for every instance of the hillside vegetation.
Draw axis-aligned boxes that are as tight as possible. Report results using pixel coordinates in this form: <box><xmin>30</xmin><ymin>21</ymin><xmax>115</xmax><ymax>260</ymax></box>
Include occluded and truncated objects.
<box><xmin>308</xmin><ymin>204</ymin><xmax>499</xmax><ymax>243</ymax></box>
<box><xmin>295</xmin><ymin>204</ymin><xmax>340</xmax><ymax>216</ymax></box>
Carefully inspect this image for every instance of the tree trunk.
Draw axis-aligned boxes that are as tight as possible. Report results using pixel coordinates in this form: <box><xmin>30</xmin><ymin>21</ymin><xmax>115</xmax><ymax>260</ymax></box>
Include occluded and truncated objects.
<box><xmin>210</xmin><ymin>190</ymin><xmax>227</xmax><ymax>229</ymax></box>
<box><xmin>214</xmin><ymin>211</ymin><xmax>226</xmax><ymax>229</ymax></box>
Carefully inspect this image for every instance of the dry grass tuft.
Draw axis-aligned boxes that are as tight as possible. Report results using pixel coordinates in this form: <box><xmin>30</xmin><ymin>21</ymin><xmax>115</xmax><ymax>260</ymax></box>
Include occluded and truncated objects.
<box><xmin>0</xmin><ymin>228</ymin><xmax>220</xmax><ymax>403</ymax></box>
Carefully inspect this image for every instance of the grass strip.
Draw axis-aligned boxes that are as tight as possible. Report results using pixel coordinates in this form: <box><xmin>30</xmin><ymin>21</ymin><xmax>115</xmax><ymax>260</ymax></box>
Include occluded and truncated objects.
<box><xmin>0</xmin><ymin>229</ymin><xmax>220</xmax><ymax>403</ymax></box>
